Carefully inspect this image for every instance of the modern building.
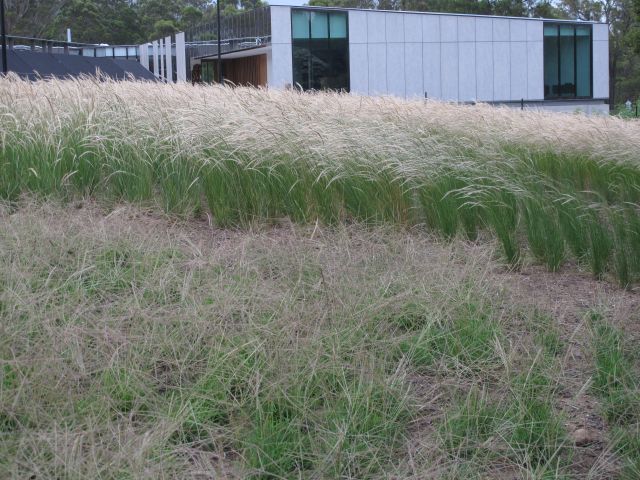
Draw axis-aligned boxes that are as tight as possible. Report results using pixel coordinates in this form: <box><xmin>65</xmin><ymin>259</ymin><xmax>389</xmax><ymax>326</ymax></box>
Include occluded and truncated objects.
<box><xmin>9</xmin><ymin>5</ymin><xmax>602</xmax><ymax>112</ymax></box>
<box><xmin>145</xmin><ymin>5</ymin><xmax>609</xmax><ymax>113</ymax></box>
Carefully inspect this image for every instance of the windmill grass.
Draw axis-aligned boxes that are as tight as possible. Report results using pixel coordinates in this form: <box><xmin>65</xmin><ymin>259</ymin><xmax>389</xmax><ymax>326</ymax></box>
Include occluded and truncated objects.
<box><xmin>2</xmin><ymin>199</ymin><xmax>639</xmax><ymax>478</ymax></box>
<box><xmin>0</xmin><ymin>76</ymin><xmax>639</xmax><ymax>284</ymax></box>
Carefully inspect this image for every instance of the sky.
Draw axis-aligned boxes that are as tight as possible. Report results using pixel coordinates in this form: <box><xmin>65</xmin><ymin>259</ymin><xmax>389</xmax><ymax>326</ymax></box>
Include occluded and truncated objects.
<box><xmin>269</xmin><ymin>0</ymin><xmax>308</xmax><ymax>5</ymax></box>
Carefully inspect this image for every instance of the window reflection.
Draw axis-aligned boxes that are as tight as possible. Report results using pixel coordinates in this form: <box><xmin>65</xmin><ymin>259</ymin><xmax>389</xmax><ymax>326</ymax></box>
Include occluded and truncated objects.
<box><xmin>291</xmin><ymin>9</ymin><xmax>350</xmax><ymax>92</ymax></box>
<box><xmin>544</xmin><ymin>23</ymin><xmax>592</xmax><ymax>99</ymax></box>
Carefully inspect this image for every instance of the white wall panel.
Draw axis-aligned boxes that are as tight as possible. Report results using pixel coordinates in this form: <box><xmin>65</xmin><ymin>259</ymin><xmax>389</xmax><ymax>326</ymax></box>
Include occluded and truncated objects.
<box><xmin>404</xmin><ymin>14</ymin><xmax>422</xmax><ymax>42</ymax></box>
<box><xmin>458</xmin><ymin>17</ymin><xmax>475</xmax><ymax>42</ymax></box>
<box><xmin>441</xmin><ymin>42</ymin><xmax>458</xmax><ymax>100</ymax></box>
<box><xmin>349</xmin><ymin>10</ymin><xmax>368</xmax><ymax>44</ymax></box>
<box><xmin>270</xmin><ymin>6</ymin><xmax>291</xmax><ymax>44</ymax></box>
<box><xmin>476</xmin><ymin>17</ymin><xmax>492</xmax><ymax>42</ymax></box>
<box><xmin>152</xmin><ymin>41</ymin><xmax>159</xmax><ymax>77</ymax></box>
<box><xmin>271</xmin><ymin>43</ymin><xmax>293</xmax><ymax>88</ymax></box>
<box><xmin>175</xmin><ymin>33</ymin><xmax>186</xmax><ymax>81</ymax></box>
<box><xmin>367</xmin><ymin>11</ymin><xmax>386</xmax><ymax>43</ymax></box>
<box><xmin>476</xmin><ymin>42</ymin><xmax>493</xmax><ymax>101</ymax></box>
<box><xmin>386</xmin><ymin>12</ymin><xmax>404</xmax><ymax>43</ymax></box>
<box><xmin>592</xmin><ymin>23</ymin><xmax>609</xmax><ymax>42</ymax></box>
<box><xmin>440</xmin><ymin>16</ymin><xmax>457</xmax><ymax>42</ymax></box>
<box><xmin>422</xmin><ymin>14</ymin><xmax>440</xmax><ymax>42</ymax></box>
<box><xmin>139</xmin><ymin>43</ymin><xmax>149</xmax><ymax>70</ymax></box>
<box><xmin>526</xmin><ymin>20</ymin><xmax>542</xmax><ymax>42</ymax></box>
<box><xmin>509</xmin><ymin>19</ymin><xmax>527</xmax><ymax>42</ymax></box>
<box><xmin>165</xmin><ymin>35</ymin><xmax>173</xmax><ymax>82</ymax></box>
<box><xmin>510</xmin><ymin>42</ymin><xmax>527</xmax><ymax>100</ymax></box>
<box><xmin>343</xmin><ymin>9</ymin><xmax>602</xmax><ymax>103</ymax></box>
<box><xmin>493</xmin><ymin>41</ymin><xmax>510</xmax><ymax>101</ymax></box>
<box><xmin>350</xmin><ymin>43</ymin><xmax>369</xmax><ymax>94</ymax></box>
<box><xmin>459</xmin><ymin>43</ymin><xmax>476</xmax><ymax>101</ymax></box>
<box><xmin>368</xmin><ymin>43</ymin><xmax>387</xmax><ymax>94</ymax></box>
<box><xmin>593</xmin><ymin>40</ymin><xmax>609</xmax><ymax>98</ymax></box>
<box><xmin>526</xmin><ymin>41</ymin><xmax>543</xmax><ymax>99</ymax></box>
<box><xmin>270</xmin><ymin>6</ymin><xmax>293</xmax><ymax>87</ymax></box>
<box><xmin>423</xmin><ymin>42</ymin><xmax>441</xmax><ymax>99</ymax></box>
<box><xmin>387</xmin><ymin>43</ymin><xmax>405</xmax><ymax>96</ymax></box>
<box><xmin>493</xmin><ymin>18</ymin><xmax>510</xmax><ymax>42</ymax></box>
<box><xmin>405</xmin><ymin>43</ymin><xmax>423</xmax><ymax>97</ymax></box>
<box><xmin>266</xmin><ymin>50</ymin><xmax>273</xmax><ymax>87</ymax></box>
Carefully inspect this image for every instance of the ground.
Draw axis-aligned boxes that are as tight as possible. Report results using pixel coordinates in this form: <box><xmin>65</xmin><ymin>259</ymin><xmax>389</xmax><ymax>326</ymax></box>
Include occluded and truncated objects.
<box><xmin>1</xmin><ymin>200</ymin><xmax>638</xmax><ymax>479</ymax></box>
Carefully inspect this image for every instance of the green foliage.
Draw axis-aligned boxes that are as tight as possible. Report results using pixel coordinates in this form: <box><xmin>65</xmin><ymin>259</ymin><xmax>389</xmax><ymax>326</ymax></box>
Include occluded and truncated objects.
<box><xmin>483</xmin><ymin>188</ymin><xmax>520</xmax><ymax>265</ymax></box>
<box><xmin>441</xmin><ymin>389</ymin><xmax>500</xmax><ymax>457</ymax></box>
<box><xmin>47</xmin><ymin>0</ymin><xmax>144</xmax><ymax>44</ymax></box>
<box><xmin>177</xmin><ymin>338</ymin><xmax>264</xmax><ymax>441</ymax></box>
<box><xmin>441</xmin><ymin>366</ymin><xmax>566</xmax><ymax>471</ymax></box>
<box><xmin>522</xmin><ymin>197</ymin><xmax>565</xmax><ymax>271</ymax></box>
<box><xmin>400</xmin><ymin>299</ymin><xmax>501</xmax><ymax>370</ymax></box>
<box><xmin>76</xmin><ymin>367</ymin><xmax>149</xmax><ymax>419</ymax></box>
<box><xmin>588</xmin><ymin>314</ymin><xmax>640</xmax><ymax>479</ymax></box>
<box><xmin>590</xmin><ymin>318</ymin><xmax>639</xmax><ymax>425</ymax></box>
<box><xmin>506</xmin><ymin>368</ymin><xmax>565</xmax><ymax>469</ymax></box>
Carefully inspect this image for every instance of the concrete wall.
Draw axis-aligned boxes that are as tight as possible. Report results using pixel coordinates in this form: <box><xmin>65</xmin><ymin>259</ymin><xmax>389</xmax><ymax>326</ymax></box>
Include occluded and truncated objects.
<box><xmin>519</xmin><ymin>102</ymin><xmax>610</xmax><ymax>115</ymax></box>
<box><xmin>269</xmin><ymin>5</ymin><xmax>293</xmax><ymax>88</ymax></box>
<box><xmin>269</xmin><ymin>6</ymin><xmax>609</xmax><ymax>106</ymax></box>
<box><xmin>592</xmin><ymin>23</ymin><xmax>609</xmax><ymax>99</ymax></box>
<box><xmin>175</xmin><ymin>32</ymin><xmax>187</xmax><ymax>82</ymax></box>
<box><xmin>348</xmin><ymin>11</ymin><xmax>549</xmax><ymax>102</ymax></box>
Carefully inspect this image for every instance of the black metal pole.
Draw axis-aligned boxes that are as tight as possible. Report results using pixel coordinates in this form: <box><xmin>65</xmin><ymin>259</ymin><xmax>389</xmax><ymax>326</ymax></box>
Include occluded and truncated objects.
<box><xmin>216</xmin><ymin>0</ymin><xmax>222</xmax><ymax>84</ymax></box>
<box><xmin>1</xmin><ymin>0</ymin><xmax>8</xmax><ymax>75</ymax></box>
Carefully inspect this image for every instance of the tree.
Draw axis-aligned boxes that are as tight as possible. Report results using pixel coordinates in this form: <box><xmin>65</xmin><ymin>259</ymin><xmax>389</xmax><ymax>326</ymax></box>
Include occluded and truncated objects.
<box><xmin>181</xmin><ymin>5</ymin><xmax>204</xmax><ymax>27</ymax></box>
<box><xmin>152</xmin><ymin>19</ymin><xmax>179</xmax><ymax>38</ymax></box>
<box><xmin>5</xmin><ymin>0</ymin><xmax>65</xmax><ymax>37</ymax></box>
<box><xmin>46</xmin><ymin>0</ymin><xmax>143</xmax><ymax>44</ymax></box>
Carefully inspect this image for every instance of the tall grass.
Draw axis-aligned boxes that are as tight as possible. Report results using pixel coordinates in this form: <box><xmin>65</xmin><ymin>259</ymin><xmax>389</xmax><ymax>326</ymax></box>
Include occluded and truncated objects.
<box><xmin>1</xmin><ymin>76</ymin><xmax>639</xmax><ymax>284</ymax></box>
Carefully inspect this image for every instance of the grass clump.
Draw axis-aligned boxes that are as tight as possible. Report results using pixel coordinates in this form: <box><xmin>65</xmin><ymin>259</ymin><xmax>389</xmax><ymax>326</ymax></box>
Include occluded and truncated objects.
<box><xmin>440</xmin><ymin>357</ymin><xmax>566</xmax><ymax>475</ymax></box>
<box><xmin>588</xmin><ymin>312</ymin><xmax>640</xmax><ymax>478</ymax></box>
<box><xmin>589</xmin><ymin>315</ymin><xmax>639</xmax><ymax>425</ymax></box>
<box><xmin>529</xmin><ymin>309</ymin><xmax>565</xmax><ymax>357</ymax></box>
<box><xmin>440</xmin><ymin>388</ymin><xmax>500</xmax><ymax>458</ymax></box>
<box><xmin>399</xmin><ymin>298</ymin><xmax>501</xmax><ymax>371</ymax></box>
<box><xmin>522</xmin><ymin>197</ymin><xmax>566</xmax><ymax>271</ymax></box>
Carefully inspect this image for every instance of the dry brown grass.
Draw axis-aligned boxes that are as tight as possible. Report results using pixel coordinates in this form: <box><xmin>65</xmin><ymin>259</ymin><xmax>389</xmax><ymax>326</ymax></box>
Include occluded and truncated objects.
<box><xmin>1</xmin><ymin>200</ymin><xmax>638</xmax><ymax>478</ymax></box>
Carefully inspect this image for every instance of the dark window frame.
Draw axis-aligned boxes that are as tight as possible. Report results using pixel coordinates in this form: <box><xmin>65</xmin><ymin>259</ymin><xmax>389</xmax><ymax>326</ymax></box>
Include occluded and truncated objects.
<box><xmin>544</xmin><ymin>22</ymin><xmax>593</xmax><ymax>100</ymax></box>
<box><xmin>290</xmin><ymin>8</ymin><xmax>350</xmax><ymax>92</ymax></box>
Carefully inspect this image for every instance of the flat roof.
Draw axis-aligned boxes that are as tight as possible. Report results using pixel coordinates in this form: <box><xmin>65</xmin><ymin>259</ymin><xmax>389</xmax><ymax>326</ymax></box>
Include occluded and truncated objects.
<box><xmin>270</xmin><ymin>4</ymin><xmax>606</xmax><ymax>25</ymax></box>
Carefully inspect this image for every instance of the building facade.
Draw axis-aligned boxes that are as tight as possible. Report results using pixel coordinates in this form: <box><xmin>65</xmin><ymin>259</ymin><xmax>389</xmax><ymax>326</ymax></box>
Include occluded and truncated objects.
<box><xmin>144</xmin><ymin>5</ymin><xmax>610</xmax><ymax>113</ymax></box>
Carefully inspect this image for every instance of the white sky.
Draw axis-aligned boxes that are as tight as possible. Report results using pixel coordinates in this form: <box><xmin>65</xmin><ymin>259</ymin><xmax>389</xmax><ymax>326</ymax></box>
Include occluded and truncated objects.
<box><xmin>269</xmin><ymin>1</ymin><xmax>308</xmax><ymax>5</ymax></box>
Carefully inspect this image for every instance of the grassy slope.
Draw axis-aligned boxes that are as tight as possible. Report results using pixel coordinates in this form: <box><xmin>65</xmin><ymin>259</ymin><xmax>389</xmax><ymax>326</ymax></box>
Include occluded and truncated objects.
<box><xmin>1</xmin><ymin>202</ymin><xmax>638</xmax><ymax>479</ymax></box>
<box><xmin>1</xmin><ymin>78</ymin><xmax>640</xmax><ymax>285</ymax></box>
<box><xmin>1</xmin><ymin>79</ymin><xmax>639</xmax><ymax>478</ymax></box>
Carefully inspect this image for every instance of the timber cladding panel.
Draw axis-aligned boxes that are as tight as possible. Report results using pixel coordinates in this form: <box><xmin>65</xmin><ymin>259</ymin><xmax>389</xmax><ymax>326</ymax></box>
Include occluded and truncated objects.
<box><xmin>223</xmin><ymin>54</ymin><xmax>267</xmax><ymax>87</ymax></box>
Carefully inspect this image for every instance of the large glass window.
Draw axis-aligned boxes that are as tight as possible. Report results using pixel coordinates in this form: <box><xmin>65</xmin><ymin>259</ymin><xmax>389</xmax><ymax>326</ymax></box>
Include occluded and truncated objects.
<box><xmin>544</xmin><ymin>23</ymin><xmax>592</xmax><ymax>99</ymax></box>
<box><xmin>291</xmin><ymin>9</ymin><xmax>350</xmax><ymax>92</ymax></box>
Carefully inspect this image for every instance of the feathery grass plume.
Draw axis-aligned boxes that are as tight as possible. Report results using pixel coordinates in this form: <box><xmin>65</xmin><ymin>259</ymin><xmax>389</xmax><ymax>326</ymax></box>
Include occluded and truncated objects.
<box><xmin>2</xmin><ymin>76</ymin><xmax>640</xmax><ymax>283</ymax></box>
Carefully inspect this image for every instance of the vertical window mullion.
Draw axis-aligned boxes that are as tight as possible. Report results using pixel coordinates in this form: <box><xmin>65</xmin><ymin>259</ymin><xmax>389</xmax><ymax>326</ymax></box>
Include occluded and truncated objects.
<box><xmin>557</xmin><ymin>26</ymin><xmax>560</xmax><ymax>98</ymax></box>
<box><xmin>308</xmin><ymin>14</ymin><xmax>312</xmax><ymax>89</ymax></box>
<box><xmin>574</xmin><ymin>27</ymin><xmax>577</xmax><ymax>97</ymax></box>
<box><xmin>590</xmin><ymin>26</ymin><xmax>593</xmax><ymax>98</ymax></box>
